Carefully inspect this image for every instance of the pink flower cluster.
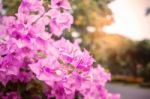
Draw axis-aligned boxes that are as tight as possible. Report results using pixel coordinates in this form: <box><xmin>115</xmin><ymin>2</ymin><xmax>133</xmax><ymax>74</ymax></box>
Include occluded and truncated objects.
<box><xmin>0</xmin><ymin>91</ymin><xmax>21</xmax><ymax>99</ymax></box>
<box><xmin>0</xmin><ymin>0</ymin><xmax>120</xmax><ymax>99</ymax></box>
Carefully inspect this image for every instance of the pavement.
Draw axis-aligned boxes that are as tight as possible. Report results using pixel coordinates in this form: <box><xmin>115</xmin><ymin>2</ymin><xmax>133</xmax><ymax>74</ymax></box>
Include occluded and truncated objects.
<box><xmin>106</xmin><ymin>83</ymin><xmax>150</xmax><ymax>99</ymax></box>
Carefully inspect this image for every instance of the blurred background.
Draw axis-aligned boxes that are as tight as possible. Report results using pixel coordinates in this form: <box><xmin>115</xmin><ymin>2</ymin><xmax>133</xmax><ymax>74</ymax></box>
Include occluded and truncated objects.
<box><xmin>1</xmin><ymin>0</ymin><xmax>150</xmax><ymax>99</ymax></box>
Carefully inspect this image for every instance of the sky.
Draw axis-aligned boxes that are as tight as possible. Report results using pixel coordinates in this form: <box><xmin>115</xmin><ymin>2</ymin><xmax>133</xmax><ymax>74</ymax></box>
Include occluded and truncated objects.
<box><xmin>103</xmin><ymin>0</ymin><xmax>150</xmax><ymax>40</ymax></box>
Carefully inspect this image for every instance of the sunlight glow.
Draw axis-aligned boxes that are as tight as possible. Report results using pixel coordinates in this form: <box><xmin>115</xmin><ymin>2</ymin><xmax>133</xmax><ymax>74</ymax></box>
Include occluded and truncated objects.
<box><xmin>103</xmin><ymin>0</ymin><xmax>150</xmax><ymax>40</ymax></box>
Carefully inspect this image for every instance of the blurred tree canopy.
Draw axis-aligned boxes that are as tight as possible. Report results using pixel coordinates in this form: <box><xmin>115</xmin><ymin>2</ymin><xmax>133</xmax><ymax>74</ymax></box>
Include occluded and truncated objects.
<box><xmin>71</xmin><ymin>0</ymin><xmax>113</xmax><ymax>31</ymax></box>
<box><xmin>135</xmin><ymin>40</ymin><xmax>150</xmax><ymax>65</ymax></box>
<box><xmin>134</xmin><ymin>40</ymin><xmax>150</xmax><ymax>82</ymax></box>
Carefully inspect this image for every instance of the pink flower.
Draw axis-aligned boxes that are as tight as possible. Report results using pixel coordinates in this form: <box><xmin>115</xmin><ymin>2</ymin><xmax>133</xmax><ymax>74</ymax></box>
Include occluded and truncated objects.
<box><xmin>50</xmin><ymin>10</ymin><xmax>73</xmax><ymax>36</ymax></box>
<box><xmin>29</xmin><ymin>56</ymin><xmax>63</xmax><ymax>82</ymax></box>
<box><xmin>53</xmin><ymin>38</ymin><xmax>94</xmax><ymax>72</ymax></box>
<box><xmin>0</xmin><ymin>54</ymin><xmax>21</xmax><ymax>75</ymax></box>
<box><xmin>108</xmin><ymin>93</ymin><xmax>121</xmax><ymax>99</ymax></box>
<box><xmin>1</xmin><ymin>91</ymin><xmax>21</xmax><ymax>99</ymax></box>
<box><xmin>18</xmin><ymin>71</ymin><xmax>34</xmax><ymax>83</ymax></box>
<box><xmin>0</xmin><ymin>0</ymin><xmax>120</xmax><ymax>98</ymax></box>
<box><xmin>18</xmin><ymin>0</ymin><xmax>44</xmax><ymax>14</ymax></box>
<box><xmin>0</xmin><ymin>43</ymin><xmax>8</xmax><ymax>56</ymax></box>
<box><xmin>90</xmin><ymin>65</ymin><xmax>111</xmax><ymax>86</ymax></box>
<box><xmin>51</xmin><ymin>0</ymin><xmax>71</xmax><ymax>9</ymax></box>
<box><xmin>73</xmin><ymin>49</ymin><xmax>95</xmax><ymax>71</ymax></box>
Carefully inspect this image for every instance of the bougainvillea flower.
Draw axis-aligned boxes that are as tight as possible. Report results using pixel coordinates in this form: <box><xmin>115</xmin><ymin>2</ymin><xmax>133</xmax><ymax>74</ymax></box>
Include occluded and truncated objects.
<box><xmin>51</xmin><ymin>0</ymin><xmax>71</xmax><ymax>9</ymax></box>
<box><xmin>0</xmin><ymin>0</ymin><xmax>120</xmax><ymax>98</ymax></box>
<box><xmin>18</xmin><ymin>0</ymin><xmax>44</xmax><ymax>14</ymax></box>
<box><xmin>50</xmin><ymin>11</ymin><xmax>73</xmax><ymax>36</ymax></box>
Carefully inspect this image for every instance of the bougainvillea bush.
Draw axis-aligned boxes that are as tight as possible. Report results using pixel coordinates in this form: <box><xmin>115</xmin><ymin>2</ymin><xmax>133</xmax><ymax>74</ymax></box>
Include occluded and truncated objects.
<box><xmin>0</xmin><ymin>0</ymin><xmax>120</xmax><ymax>99</ymax></box>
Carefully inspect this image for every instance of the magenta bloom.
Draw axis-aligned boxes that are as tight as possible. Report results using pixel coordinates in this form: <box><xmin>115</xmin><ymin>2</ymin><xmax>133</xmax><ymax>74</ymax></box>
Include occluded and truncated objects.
<box><xmin>0</xmin><ymin>0</ymin><xmax>120</xmax><ymax>98</ymax></box>
<box><xmin>1</xmin><ymin>91</ymin><xmax>21</xmax><ymax>99</ymax></box>
<box><xmin>50</xmin><ymin>10</ymin><xmax>73</xmax><ymax>36</ymax></box>
<box><xmin>51</xmin><ymin>0</ymin><xmax>71</xmax><ymax>9</ymax></box>
<box><xmin>18</xmin><ymin>0</ymin><xmax>44</xmax><ymax>14</ymax></box>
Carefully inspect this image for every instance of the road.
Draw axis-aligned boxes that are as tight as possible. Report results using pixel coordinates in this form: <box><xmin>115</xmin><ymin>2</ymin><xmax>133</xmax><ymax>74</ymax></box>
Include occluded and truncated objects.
<box><xmin>106</xmin><ymin>83</ymin><xmax>150</xmax><ymax>99</ymax></box>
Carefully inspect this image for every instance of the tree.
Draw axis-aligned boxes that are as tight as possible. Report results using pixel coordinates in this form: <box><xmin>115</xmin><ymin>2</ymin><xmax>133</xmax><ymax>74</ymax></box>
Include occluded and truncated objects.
<box><xmin>134</xmin><ymin>40</ymin><xmax>150</xmax><ymax>81</ymax></box>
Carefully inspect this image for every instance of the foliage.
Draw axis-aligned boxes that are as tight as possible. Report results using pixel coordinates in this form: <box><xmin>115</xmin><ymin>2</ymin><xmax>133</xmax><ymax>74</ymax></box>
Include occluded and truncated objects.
<box><xmin>71</xmin><ymin>0</ymin><xmax>113</xmax><ymax>30</ymax></box>
<box><xmin>134</xmin><ymin>40</ymin><xmax>150</xmax><ymax>82</ymax></box>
